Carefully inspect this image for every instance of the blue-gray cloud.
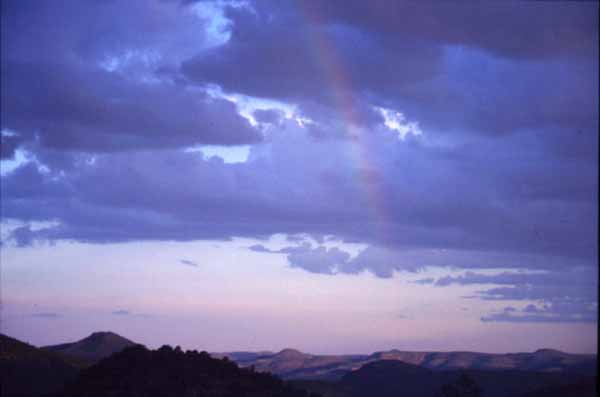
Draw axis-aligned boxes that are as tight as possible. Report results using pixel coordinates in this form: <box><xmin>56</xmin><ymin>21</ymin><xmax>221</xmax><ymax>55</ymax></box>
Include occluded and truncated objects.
<box><xmin>180</xmin><ymin>259</ymin><xmax>199</xmax><ymax>267</ymax></box>
<box><xmin>282</xmin><ymin>244</ymin><xmax>350</xmax><ymax>275</ymax></box>
<box><xmin>433</xmin><ymin>269</ymin><xmax>598</xmax><ymax>323</ymax></box>
<box><xmin>251</xmin><ymin>243</ymin><xmax>428</xmax><ymax>277</ymax></box>
<box><xmin>253</xmin><ymin>109</ymin><xmax>285</xmax><ymax>126</ymax></box>
<box><xmin>112</xmin><ymin>309</ymin><xmax>131</xmax><ymax>316</ymax></box>
<box><xmin>250</xmin><ymin>243</ymin><xmax>350</xmax><ymax>275</ymax></box>
<box><xmin>435</xmin><ymin>271</ymin><xmax>592</xmax><ymax>289</ymax></box>
<box><xmin>248</xmin><ymin>244</ymin><xmax>276</xmax><ymax>253</ymax></box>
<box><xmin>182</xmin><ymin>1</ymin><xmax>598</xmax><ymax>137</ymax></box>
<box><xmin>1</xmin><ymin>0</ymin><xmax>597</xmax><ymax>318</ymax></box>
<box><xmin>1</xmin><ymin>0</ymin><xmax>262</xmax><ymax>159</ymax></box>
<box><xmin>481</xmin><ymin>304</ymin><xmax>597</xmax><ymax>324</ymax></box>
<box><xmin>31</xmin><ymin>312</ymin><xmax>60</xmax><ymax>318</ymax></box>
<box><xmin>413</xmin><ymin>278</ymin><xmax>435</xmax><ymax>285</ymax></box>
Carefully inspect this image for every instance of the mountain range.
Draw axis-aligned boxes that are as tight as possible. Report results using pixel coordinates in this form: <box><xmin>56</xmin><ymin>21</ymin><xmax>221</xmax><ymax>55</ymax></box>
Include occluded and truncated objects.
<box><xmin>1</xmin><ymin>331</ymin><xmax>597</xmax><ymax>397</ymax></box>
<box><xmin>215</xmin><ymin>346</ymin><xmax>597</xmax><ymax>380</ymax></box>
<box><xmin>15</xmin><ymin>330</ymin><xmax>597</xmax><ymax>380</ymax></box>
<box><xmin>329</xmin><ymin>359</ymin><xmax>595</xmax><ymax>397</ymax></box>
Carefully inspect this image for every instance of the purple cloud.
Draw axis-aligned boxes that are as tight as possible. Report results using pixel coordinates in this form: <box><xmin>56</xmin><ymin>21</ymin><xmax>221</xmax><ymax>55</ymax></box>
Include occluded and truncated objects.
<box><xmin>0</xmin><ymin>0</ymin><xmax>597</xmax><ymax>324</ymax></box>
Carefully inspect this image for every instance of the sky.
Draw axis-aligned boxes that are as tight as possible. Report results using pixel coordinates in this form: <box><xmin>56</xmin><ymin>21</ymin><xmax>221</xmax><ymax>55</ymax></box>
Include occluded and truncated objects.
<box><xmin>0</xmin><ymin>0</ymin><xmax>598</xmax><ymax>354</ymax></box>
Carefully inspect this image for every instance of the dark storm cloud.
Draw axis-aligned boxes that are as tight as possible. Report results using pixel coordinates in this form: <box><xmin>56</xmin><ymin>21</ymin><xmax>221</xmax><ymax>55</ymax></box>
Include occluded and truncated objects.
<box><xmin>181</xmin><ymin>2</ymin><xmax>442</xmax><ymax>110</ymax></box>
<box><xmin>0</xmin><ymin>0</ymin><xmax>262</xmax><ymax>155</ymax></box>
<box><xmin>288</xmin><ymin>0</ymin><xmax>598</xmax><ymax>60</ymax></box>
<box><xmin>1</xmin><ymin>61</ymin><xmax>262</xmax><ymax>152</ymax></box>
<box><xmin>0</xmin><ymin>0</ymin><xmax>597</xmax><ymax>307</ymax></box>
<box><xmin>181</xmin><ymin>1</ymin><xmax>598</xmax><ymax>138</ymax></box>
<box><xmin>2</xmin><ymin>121</ymin><xmax>596</xmax><ymax>262</ymax></box>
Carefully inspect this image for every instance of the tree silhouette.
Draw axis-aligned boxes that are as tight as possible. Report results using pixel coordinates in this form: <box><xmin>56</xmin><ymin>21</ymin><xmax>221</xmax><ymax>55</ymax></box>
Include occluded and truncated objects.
<box><xmin>62</xmin><ymin>344</ymin><xmax>320</xmax><ymax>397</ymax></box>
<box><xmin>436</xmin><ymin>373</ymin><xmax>482</xmax><ymax>397</ymax></box>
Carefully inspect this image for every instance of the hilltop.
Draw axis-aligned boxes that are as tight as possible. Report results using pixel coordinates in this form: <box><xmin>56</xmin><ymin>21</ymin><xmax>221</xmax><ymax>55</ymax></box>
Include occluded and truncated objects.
<box><xmin>42</xmin><ymin>331</ymin><xmax>136</xmax><ymax>364</ymax></box>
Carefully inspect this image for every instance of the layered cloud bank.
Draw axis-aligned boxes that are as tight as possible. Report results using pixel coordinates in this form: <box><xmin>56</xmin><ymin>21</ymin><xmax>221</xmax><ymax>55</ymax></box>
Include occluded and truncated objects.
<box><xmin>1</xmin><ymin>0</ymin><xmax>598</xmax><ymax>325</ymax></box>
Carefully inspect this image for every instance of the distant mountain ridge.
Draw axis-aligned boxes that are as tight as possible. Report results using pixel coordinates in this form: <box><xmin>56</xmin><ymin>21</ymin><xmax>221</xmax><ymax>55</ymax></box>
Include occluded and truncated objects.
<box><xmin>1</xmin><ymin>332</ymin><xmax>596</xmax><ymax>397</ymax></box>
<box><xmin>335</xmin><ymin>359</ymin><xmax>596</xmax><ymax>397</ymax></box>
<box><xmin>42</xmin><ymin>331</ymin><xmax>136</xmax><ymax>364</ymax></box>
<box><xmin>37</xmin><ymin>331</ymin><xmax>597</xmax><ymax>379</ymax></box>
<box><xmin>217</xmin><ymin>347</ymin><xmax>597</xmax><ymax>380</ymax></box>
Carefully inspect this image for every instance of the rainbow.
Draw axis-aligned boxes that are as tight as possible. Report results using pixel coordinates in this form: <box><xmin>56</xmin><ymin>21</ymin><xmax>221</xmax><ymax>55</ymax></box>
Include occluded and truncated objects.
<box><xmin>300</xmin><ymin>3</ymin><xmax>394</xmax><ymax>243</ymax></box>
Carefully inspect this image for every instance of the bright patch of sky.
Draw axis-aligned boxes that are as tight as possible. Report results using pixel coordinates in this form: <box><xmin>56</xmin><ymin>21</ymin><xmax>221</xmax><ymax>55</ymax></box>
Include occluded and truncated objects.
<box><xmin>0</xmin><ymin>219</ymin><xmax>61</xmax><ymax>244</ymax></box>
<box><xmin>2</xmin><ymin>237</ymin><xmax>596</xmax><ymax>353</ymax></box>
<box><xmin>0</xmin><ymin>148</ymin><xmax>49</xmax><ymax>177</ymax></box>
<box><xmin>185</xmin><ymin>145</ymin><xmax>251</xmax><ymax>164</ymax></box>
<box><xmin>1</xmin><ymin>128</ymin><xmax>18</xmax><ymax>137</ymax></box>
<box><xmin>205</xmin><ymin>84</ymin><xmax>296</xmax><ymax>125</ymax></box>
<box><xmin>376</xmin><ymin>106</ymin><xmax>423</xmax><ymax>139</ymax></box>
<box><xmin>99</xmin><ymin>49</ymin><xmax>161</xmax><ymax>73</ymax></box>
<box><xmin>190</xmin><ymin>1</ymin><xmax>239</xmax><ymax>47</ymax></box>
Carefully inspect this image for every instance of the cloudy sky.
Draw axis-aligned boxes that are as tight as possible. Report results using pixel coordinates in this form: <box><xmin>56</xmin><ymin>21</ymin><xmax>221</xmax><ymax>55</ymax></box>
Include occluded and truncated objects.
<box><xmin>1</xmin><ymin>0</ymin><xmax>598</xmax><ymax>354</ymax></box>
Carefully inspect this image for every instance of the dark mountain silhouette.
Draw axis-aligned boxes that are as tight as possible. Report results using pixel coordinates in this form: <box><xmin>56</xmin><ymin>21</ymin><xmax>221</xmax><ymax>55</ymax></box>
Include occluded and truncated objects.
<box><xmin>514</xmin><ymin>377</ymin><xmax>597</xmax><ymax>397</ymax></box>
<box><xmin>221</xmin><ymin>347</ymin><xmax>597</xmax><ymax>380</ymax></box>
<box><xmin>0</xmin><ymin>333</ymin><xmax>79</xmax><ymax>397</ymax></box>
<box><xmin>62</xmin><ymin>344</ymin><xmax>320</xmax><ymax>397</ymax></box>
<box><xmin>334</xmin><ymin>360</ymin><xmax>595</xmax><ymax>397</ymax></box>
<box><xmin>42</xmin><ymin>331</ymin><xmax>136</xmax><ymax>364</ymax></box>
<box><xmin>2</xmin><ymin>331</ymin><xmax>596</xmax><ymax>397</ymax></box>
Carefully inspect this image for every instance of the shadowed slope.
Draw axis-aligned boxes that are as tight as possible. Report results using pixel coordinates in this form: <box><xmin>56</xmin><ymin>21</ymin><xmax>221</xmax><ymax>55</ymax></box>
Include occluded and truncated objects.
<box><xmin>63</xmin><ymin>344</ymin><xmax>319</xmax><ymax>397</ymax></box>
<box><xmin>339</xmin><ymin>360</ymin><xmax>595</xmax><ymax>397</ymax></box>
<box><xmin>0</xmin><ymin>333</ymin><xmax>79</xmax><ymax>397</ymax></box>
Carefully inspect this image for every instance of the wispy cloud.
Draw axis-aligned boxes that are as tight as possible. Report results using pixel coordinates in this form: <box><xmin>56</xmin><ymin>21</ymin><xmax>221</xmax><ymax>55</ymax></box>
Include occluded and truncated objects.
<box><xmin>31</xmin><ymin>312</ymin><xmax>60</xmax><ymax>318</ymax></box>
<box><xmin>180</xmin><ymin>259</ymin><xmax>199</xmax><ymax>267</ymax></box>
<box><xmin>413</xmin><ymin>278</ymin><xmax>435</xmax><ymax>285</ymax></box>
<box><xmin>481</xmin><ymin>304</ymin><xmax>597</xmax><ymax>323</ymax></box>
